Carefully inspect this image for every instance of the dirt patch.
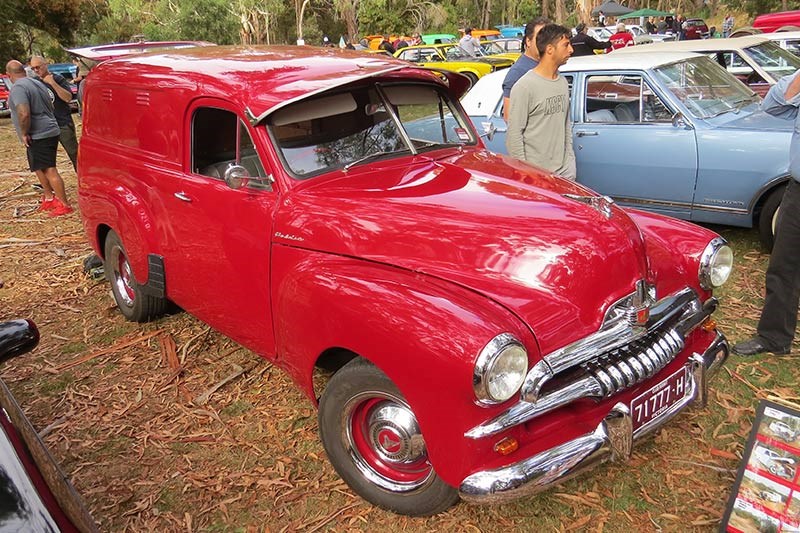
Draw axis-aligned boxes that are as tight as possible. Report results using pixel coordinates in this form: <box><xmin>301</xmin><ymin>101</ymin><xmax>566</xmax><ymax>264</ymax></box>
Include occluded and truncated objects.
<box><xmin>0</xmin><ymin>118</ymin><xmax>797</xmax><ymax>532</ymax></box>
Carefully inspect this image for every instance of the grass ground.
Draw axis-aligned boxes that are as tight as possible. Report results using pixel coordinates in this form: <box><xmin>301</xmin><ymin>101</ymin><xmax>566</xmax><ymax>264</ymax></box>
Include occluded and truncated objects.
<box><xmin>0</xmin><ymin>118</ymin><xmax>797</xmax><ymax>532</ymax></box>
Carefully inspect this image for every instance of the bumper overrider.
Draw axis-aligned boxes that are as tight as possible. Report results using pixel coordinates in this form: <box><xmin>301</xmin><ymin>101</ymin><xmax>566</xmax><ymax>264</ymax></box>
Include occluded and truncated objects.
<box><xmin>459</xmin><ymin>287</ymin><xmax>728</xmax><ymax>503</ymax></box>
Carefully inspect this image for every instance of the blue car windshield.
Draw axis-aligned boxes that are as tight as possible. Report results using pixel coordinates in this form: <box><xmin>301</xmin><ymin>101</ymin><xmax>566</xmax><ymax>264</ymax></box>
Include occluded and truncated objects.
<box><xmin>652</xmin><ymin>56</ymin><xmax>757</xmax><ymax>119</ymax></box>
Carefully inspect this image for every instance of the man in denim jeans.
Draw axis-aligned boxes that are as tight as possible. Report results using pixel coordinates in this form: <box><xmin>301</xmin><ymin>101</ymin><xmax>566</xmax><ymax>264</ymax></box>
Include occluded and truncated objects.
<box><xmin>733</xmin><ymin>71</ymin><xmax>800</xmax><ymax>356</ymax></box>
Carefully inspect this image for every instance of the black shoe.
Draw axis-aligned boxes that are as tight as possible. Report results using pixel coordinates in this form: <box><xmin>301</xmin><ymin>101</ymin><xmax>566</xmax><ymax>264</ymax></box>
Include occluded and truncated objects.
<box><xmin>732</xmin><ymin>337</ymin><xmax>791</xmax><ymax>356</ymax></box>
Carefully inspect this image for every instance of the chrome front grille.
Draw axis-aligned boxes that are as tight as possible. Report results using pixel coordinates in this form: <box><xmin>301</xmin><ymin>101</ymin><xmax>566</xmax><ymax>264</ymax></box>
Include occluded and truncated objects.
<box><xmin>584</xmin><ymin>329</ymin><xmax>684</xmax><ymax>398</ymax></box>
<box><xmin>465</xmin><ymin>286</ymin><xmax>716</xmax><ymax>440</ymax></box>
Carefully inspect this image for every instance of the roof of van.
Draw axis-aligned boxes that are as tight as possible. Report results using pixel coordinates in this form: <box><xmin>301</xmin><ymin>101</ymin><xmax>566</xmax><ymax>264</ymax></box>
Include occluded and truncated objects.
<box><xmin>88</xmin><ymin>45</ymin><xmax>467</xmax><ymax>122</ymax></box>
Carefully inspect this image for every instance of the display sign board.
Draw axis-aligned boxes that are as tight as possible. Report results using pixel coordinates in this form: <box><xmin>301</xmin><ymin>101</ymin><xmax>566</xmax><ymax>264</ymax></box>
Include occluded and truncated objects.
<box><xmin>721</xmin><ymin>399</ymin><xmax>800</xmax><ymax>532</ymax></box>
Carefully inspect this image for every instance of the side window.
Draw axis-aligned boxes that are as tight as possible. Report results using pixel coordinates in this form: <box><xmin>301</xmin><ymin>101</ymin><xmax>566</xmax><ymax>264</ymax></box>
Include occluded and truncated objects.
<box><xmin>399</xmin><ymin>49</ymin><xmax>420</xmax><ymax>62</ymax></box>
<box><xmin>710</xmin><ymin>51</ymin><xmax>765</xmax><ymax>84</ymax></box>
<box><xmin>641</xmin><ymin>83</ymin><xmax>672</xmax><ymax>122</ymax></box>
<box><xmin>192</xmin><ymin>107</ymin><xmax>269</xmax><ymax>184</ymax></box>
<box><xmin>584</xmin><ymin>74</ymin><xmax>671</xmax><ymax>124</ymax></box>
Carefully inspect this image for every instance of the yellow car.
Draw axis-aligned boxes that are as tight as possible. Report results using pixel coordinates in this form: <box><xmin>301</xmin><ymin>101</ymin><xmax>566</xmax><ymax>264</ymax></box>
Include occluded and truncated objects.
<box><xmin>479</xmin><ymin>40</ymin><xmax>522</xmax><ymax>62</ymax></box>
<box><xmin>393</xmin><ymin>44</ymin><xmax>506</xmax><ymax>86</ymax></box>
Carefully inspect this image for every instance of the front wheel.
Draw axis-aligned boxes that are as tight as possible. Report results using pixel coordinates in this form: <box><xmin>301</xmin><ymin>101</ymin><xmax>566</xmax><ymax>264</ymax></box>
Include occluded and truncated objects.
<box><xmin>318</xmin><ymin>358</ymin><xmax>458</xmax><ymax>516</ymax></box>
<box><xmin>104</xmin><ymin>230</ymin><xmax>167</xmax><ymax>322</ymax></box>
<box><xmin>758</xmin><ymin>186</ymin><xmax>785</xmax><ymax>251</ymax></box>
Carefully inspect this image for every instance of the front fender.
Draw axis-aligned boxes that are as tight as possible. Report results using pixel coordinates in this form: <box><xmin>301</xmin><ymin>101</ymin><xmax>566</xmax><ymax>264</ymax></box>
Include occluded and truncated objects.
<box><xmin>627</xmin><ymin>208</ymin><xmax>720</xmax><ymax>299</ymax></box>
<box><xmin>270</xmin><ymin>245</ymin><xmax>538</xmax><ymax>486</ymax></box>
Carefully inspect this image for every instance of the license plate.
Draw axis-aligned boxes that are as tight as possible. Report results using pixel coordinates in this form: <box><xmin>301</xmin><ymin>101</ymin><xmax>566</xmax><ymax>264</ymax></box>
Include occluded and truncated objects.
<box><xmin>631</xmin><ymin>366</ymin><xmax>691</xmax><ymax>431</ymax></box>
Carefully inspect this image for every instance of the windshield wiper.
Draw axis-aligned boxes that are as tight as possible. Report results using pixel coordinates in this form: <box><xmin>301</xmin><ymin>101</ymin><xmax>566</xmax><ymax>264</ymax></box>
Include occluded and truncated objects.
<box><xmin>733</xmin><ymin>94</ymin><xmax>759</xmax><ymax>111</ymax></box>
<box><xmin>414</xmin><ymin>140</ymin><xmax>465</xmax><ymax>150</ymax></box>
<box><xmin>343</xmin><ymin>148</ymin><xmax>411</xmax><ymax>172</ymax></box>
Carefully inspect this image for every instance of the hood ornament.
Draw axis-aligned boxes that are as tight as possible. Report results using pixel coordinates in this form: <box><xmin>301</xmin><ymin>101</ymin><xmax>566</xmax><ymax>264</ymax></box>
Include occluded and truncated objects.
<box><xmin>563</xmin><ymin>194</ymin><xmax>615</xmax><ymax>219</ymax></box>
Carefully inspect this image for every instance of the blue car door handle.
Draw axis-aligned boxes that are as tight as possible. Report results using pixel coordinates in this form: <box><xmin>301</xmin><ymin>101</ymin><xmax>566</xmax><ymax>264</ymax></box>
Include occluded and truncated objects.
<box><xmin>576</xmin><ymin>131</ymin><xmax>599</xmax><ymax>137</ymax></box>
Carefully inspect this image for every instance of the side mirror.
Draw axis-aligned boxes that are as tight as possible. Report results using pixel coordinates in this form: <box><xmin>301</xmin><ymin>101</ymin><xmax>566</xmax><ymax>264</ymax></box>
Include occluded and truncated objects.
<box><xmin>481</xmin><ymin>121</ymin><xmax>497</xmax><ymax>141</ymax></box>
<box><xmin>671</xmin><ymin>112</ymin><xmax>693</xmax><ymax>129</ymax></box>
<box><xmin>0</xmin><ymin>319</ymin><xmax>40</xmax><ymax>366</ymax></box>
<box><xmin>223</xmin><ymin>164</ymin><xmax>250</xmax><ymax>190</ymax></box>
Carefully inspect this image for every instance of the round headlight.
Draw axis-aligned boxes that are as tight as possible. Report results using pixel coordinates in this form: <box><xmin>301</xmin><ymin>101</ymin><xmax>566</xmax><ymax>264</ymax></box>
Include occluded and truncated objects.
<box><xmin>699</xmin><ymin>237</ymin><xmax>733</xmax><ymax>289</ymax></box>
<box><xmin>474</xmin><ymin>333</ymin><xmax>528</xmax><ymax>404</ymax></box>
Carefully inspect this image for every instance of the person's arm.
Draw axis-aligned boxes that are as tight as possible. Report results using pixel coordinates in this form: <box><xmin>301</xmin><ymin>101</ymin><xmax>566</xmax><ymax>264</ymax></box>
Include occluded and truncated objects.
<box><xmin>43</xmin><ymin>73</ymin><xmax>72</xmax><ymax>103</ymax></box>
<box><xmin>501</xmin><ymin>68</ymin><xmax>518</xmax><ymax>123</ymax></box>
<box><xmin>15</xmin><ymin>103</ymin><xmax>32</xmax><ymax>146</ymax></box>
<box><xmin>762</xmin><ymin>72</ymin><xmax>800</xmax><ymax>120</ymax></box>
<box><xmin>505</xmin><ymin>84</ymin><xmax>529</xmax><ymax>160</ymax></box>
<box><xmin>586</xmin><ymin>35</ymin><xmax>611</xmax><ymax>50</ymax></box>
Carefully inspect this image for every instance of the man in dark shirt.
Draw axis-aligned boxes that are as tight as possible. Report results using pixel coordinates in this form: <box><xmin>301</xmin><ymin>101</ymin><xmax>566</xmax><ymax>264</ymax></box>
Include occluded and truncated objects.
<box><xmin>570</xmin><ymin>23</ymin><xmax>612</xmax><ymax>56</ymax></box>
<box><xmin>30</xmin><ymin>56</ymin><xmax>77</xmax><ymax>171</ymax></box>
<box><xmin>501</xmin><ymin>17</ymin><xmax>549</xmax><ymax>122</ymax></box>
<box><xmin>5</xmin><ymin>60</ymin><xmax>73</xmax><ymax>216</ymax></box>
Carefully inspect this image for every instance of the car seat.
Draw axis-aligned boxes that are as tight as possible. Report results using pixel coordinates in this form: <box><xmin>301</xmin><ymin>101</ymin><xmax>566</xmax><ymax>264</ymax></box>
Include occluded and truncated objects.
<box><xmin>613</xmin><ymin>103</ymin><xmax>638</xmax><ymax>122</ymax></box>
<box><xmin>586</xmin><ymin>109</ymin><xmax>617</xmax><ymax>122</ymax></box>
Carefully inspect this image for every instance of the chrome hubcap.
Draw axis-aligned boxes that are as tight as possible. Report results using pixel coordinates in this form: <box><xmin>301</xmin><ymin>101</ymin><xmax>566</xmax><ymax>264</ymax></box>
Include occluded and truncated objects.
<box><xmin>112</xmin><ymin>247</ymin><xmax>135</xmax><ymax>307</ymax></box>
<box><xmin>342</xmin><ymin>391</ymin><xmax>433</xmax><ymax>492</ymax></box>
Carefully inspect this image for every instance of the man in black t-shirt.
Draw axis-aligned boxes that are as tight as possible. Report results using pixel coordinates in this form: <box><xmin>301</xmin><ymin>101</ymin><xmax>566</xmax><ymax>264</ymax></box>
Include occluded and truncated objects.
<box><xmin>30</xmin><ymin>56</ymin><xmax>77</xmax><ymax>171</ymax></box>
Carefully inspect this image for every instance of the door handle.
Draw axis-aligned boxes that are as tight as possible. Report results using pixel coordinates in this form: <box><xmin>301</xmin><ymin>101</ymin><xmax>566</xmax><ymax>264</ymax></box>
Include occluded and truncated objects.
<box><xmin>174</xmin><ymin>192</ymin><xmax>192</xmax><ymax>202</ymax></box>
<box><xmin>576</xmin><ymin>131</ymin><xmax>599</xmax><ymax>137</ymax></box>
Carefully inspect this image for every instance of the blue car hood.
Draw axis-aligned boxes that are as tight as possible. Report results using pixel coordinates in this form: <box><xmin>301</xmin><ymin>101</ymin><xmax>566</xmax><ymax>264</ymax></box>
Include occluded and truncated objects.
<box><xmin>712</xmin><ymin>105</ymin><xmax>794</xmax><ymax>132</ymax></box>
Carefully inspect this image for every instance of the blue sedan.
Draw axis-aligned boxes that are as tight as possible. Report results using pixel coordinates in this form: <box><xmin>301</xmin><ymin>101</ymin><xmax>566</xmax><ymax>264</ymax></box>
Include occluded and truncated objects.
<box><xmin>463</xmin><ymin>51</ymin><xmax>793</xmax><ymax>249</ymax></box>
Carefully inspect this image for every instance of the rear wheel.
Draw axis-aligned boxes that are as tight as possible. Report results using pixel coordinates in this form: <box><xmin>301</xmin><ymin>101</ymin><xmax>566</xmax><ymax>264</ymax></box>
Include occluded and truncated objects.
<box><xmin>104</xmin><ymin>231</ymin><xmax>167</xmax><ymax>322</ymax></box>
<box><xmin>318</xmin><ymin>358</ymin><xmax>458</xmax><ymax>516</ymax></box>
<box><xmin>758</xmin><ymin>186</ymin><xmax>785</xmax><ymax>252</ymax></box>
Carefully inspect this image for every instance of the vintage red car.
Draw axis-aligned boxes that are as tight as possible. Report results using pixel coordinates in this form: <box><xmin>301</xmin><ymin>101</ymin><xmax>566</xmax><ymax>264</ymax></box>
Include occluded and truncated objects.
<box><xmin>77</xmin><ymin>46</ymin><xmax>732</xmax><ymax>515</ymax></box>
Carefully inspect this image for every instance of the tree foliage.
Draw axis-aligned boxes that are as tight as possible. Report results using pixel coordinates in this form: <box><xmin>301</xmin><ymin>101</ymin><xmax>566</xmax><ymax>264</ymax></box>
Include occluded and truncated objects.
<box><xmin>3</xmin><ymin>0</ymin><xmax>797</xmax><ymax>57</ymax></box>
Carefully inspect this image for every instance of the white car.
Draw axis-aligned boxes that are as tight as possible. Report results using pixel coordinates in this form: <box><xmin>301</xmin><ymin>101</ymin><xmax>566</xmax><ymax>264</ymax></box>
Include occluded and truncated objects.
<box><xmin>616</xmin><ymin>35</ymin><xmax>800</xmax><ymax>97</ymax></box>
<box><xmin>761</xmin><ymin>30</ymin><xmax>800</xmax><ymax>57</ymax></box>
<box><xmin>754</xmin><ymin>446</ymin><xmax>796</xmax><ymax>479</ymax></box>
<box><xmin>769</xmin><ymin>420</ymin><xmax>799</xmax><ymax>442</ymax></box>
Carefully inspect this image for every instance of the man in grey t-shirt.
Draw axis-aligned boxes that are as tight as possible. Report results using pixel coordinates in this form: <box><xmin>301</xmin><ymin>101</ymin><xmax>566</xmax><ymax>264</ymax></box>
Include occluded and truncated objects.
<box><xmin>459</xmin><ymin>28</ymin><xmax>481</xmax><ymax>56</ymax></box>
<box><xmin>506</xmin><ymin>24</ymin><xmax>576</xmax><ymax>180</ymax></box>
<box><xmin>5</xmin><ymin>60</ymin><xmax>73</xmax><ymax>216</ymax></box>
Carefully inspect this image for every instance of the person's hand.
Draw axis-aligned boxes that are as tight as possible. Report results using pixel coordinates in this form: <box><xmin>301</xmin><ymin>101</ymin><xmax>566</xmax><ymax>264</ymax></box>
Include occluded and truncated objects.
<box><xmin>42</xmin><ymin>73</ymin><xmax>55</xmax><ymax>85</ymax></box>
<box><xmin>22</xmin><ymin>134</ymin><xmax>31</xmax><ymax>147</ymax></box>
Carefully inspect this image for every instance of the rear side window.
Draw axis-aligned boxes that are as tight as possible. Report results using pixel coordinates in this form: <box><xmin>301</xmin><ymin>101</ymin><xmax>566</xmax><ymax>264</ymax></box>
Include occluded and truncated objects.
<box><xmin>192</xmin><ymin>107</ymin><xmax>269</xmax><ymax>185</ymax></box>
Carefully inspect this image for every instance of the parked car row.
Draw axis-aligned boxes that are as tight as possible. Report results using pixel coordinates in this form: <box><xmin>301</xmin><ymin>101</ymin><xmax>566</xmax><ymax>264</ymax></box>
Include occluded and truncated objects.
<box><xmin>465</xmin><ymin>50</ymin><xmax>791</xmax><ymax>249</ymax></box>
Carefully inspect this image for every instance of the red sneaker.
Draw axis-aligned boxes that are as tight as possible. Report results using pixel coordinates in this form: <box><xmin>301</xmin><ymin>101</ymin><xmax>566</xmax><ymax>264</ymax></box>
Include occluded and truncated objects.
<box><xmin>48</xmin><ymin>199</ymin><xmax>74</xmax><ymax>218</ymax></box>
<box><xmin>38</xmin><ymin>197</ymin><xmax>55</xmax><ymax>212</ymax></box>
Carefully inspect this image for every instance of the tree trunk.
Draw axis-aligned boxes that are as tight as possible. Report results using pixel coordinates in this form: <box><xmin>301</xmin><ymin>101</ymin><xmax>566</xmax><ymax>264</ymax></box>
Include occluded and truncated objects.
<box><xmin>542</xmin><ymin>0</ymin><xmax>550</xmax><ymax>21</ymax></box>
<box><xmin>555</xmin><ymin>0</ymin><xmax>565</xmax><ymax>24</ymax></box>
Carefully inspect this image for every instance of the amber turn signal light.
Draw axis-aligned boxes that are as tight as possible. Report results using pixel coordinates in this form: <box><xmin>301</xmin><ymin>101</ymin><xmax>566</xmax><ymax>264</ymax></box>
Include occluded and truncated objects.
<box><xmin>493</xmin><ymin>436</ymin><xmax>519</xmax><ymax>455</ymax></box>
<box><xmin>701</xmin><ymin>318</ymin><xmax>717</xmax><ymax>332</ymax></box>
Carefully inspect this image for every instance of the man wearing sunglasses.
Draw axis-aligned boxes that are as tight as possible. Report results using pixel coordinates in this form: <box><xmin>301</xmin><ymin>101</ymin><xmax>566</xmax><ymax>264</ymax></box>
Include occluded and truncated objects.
<box><xmin>29</xmin><ymin>56</ymin><xmax>77</xmax><ymax>172</ymax></box>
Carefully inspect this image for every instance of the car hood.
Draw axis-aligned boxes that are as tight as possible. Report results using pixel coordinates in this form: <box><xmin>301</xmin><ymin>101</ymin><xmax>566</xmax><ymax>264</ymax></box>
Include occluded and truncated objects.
<box><xmin>276</xmin><ymin>151</ymin><xmax>652</xmax><ymax>353</ymax></box>
<box><xmin>713</xmin><ymin>105</ymin><xmax>795</xmax><ymax>131</ymax></box>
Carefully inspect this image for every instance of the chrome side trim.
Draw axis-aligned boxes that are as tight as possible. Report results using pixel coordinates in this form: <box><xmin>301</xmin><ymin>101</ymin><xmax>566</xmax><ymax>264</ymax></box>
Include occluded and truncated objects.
<box><xmin>458</xmin><ymin>331</ymin><xmax>727</xmax><ymax>503</ymax></box>
<box><xmin>610</xmin><ymin>195</ymin><xmax>751</xmax><ymax>215</ymax></box>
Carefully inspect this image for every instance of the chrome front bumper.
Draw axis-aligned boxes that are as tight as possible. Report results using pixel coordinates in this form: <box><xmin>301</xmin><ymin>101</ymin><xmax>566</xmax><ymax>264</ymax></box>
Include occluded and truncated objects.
<box><xmin>459</xmin><ymin>331</ymin><xmax>728</xmax><ymax>504</ymax></box>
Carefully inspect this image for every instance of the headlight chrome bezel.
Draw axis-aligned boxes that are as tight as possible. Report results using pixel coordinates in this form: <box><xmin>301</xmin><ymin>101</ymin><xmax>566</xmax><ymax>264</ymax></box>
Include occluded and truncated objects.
<box><xmin>698</xmin><ymin>236</ymin><xmax>733</xmax><ymax>290</ymax></box>
<box><xmin>473</xmin><ymin>333</ymin><xmax>528</xmax><ymax>405</ymax></box>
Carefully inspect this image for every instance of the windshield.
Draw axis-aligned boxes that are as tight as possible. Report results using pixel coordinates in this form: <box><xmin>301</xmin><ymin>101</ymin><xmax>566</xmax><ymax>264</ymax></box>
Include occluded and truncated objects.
<box><xmin>443</xmin><ymin>45</ymin><xmax>471</xmax><ymax>60</ymax></box>
<box><xmin>652</xmin><ymin>56</ymin><xmax>758</xmax><ymax>119</ymax></box>
<box><xmin>268</xmin><ymin>82</ymin><xmax>475</xmax><ymax>178</ymax></box>
<box><xmin>482</xmin><ymin>42</ymin><xmax>506</xmax><ymax>55</ymax></box>
<box><xmin>744</xmin><ymin>41</ymin><xmax>800</xmax><ymax>81</ymax></box>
